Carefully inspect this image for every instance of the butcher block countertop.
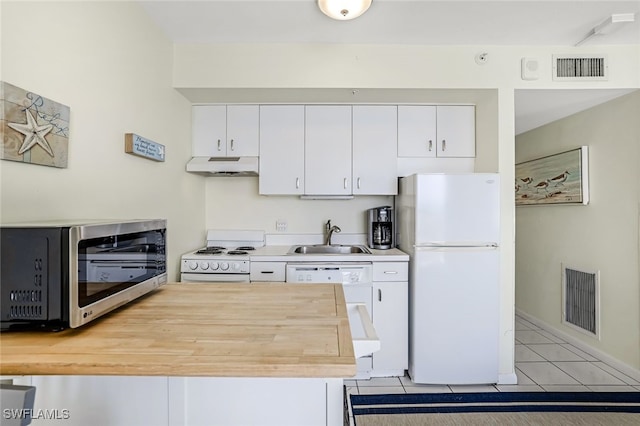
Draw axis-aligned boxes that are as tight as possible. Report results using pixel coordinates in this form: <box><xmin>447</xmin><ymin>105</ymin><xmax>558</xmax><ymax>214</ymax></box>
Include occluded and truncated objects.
<box><xmin>0</xmin><ymin>283</ymin><xmax>356</xmax><ymax>378</ymax></box>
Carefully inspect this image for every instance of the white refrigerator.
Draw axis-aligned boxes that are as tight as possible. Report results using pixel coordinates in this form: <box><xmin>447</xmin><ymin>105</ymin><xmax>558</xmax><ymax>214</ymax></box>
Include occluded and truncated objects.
<box><xmin>397</xmin><ymin>173</ymin><xmax>500</xmax><ymax>384</ymax></box>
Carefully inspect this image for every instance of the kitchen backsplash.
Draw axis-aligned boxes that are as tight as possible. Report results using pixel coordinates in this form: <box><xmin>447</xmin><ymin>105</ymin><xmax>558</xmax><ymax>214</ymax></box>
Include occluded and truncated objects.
<box><xmin>205</xmin><ymin>177</ymin><xmax>393</xmax><ymax>235</ymax></box>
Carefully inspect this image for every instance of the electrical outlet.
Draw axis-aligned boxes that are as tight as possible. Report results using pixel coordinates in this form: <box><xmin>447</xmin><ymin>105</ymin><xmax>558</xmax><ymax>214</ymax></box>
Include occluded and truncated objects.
<box><xmin>276</xmin><ymin>220</ymin><xmax>287</xmax><ymax>232</ymax></box>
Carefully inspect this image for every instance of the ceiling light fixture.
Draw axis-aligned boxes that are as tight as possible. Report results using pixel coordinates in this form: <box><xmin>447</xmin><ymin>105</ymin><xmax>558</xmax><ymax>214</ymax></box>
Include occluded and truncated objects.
<box><xmin>575</xmin><ymin>13</ymin><xmax>636</xmax><ymax>46</ymax></box>
<box><xmin>318</xmin><ymin>0</ymin><xmax>372</xmax><ymax>21</ymax></box>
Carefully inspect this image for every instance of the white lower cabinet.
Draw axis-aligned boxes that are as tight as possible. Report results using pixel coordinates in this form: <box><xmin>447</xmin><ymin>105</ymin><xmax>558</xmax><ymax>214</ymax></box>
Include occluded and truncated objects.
<box><xmin>24</xmin><ymin>376</ymin><xmax>169</xmax><ymax>425</ymax></box>
<box><xmin>170</xmin><ymin>377</ymin><xmax>343</xmax><ymax>426</ymax></box>
<box><xmin>19</xmin><ymin>375</ymin><xmax>344</xmax><ymax>426</ymax></box>
<box><xmin>250</xmin><ymin>261</ymin><xmax>286</xmax><ymax>282</ymax></box>
<box><xmin>371</xmin><ymin>262</ymin><xmax>408</xmax><ymax>377</ymax></box>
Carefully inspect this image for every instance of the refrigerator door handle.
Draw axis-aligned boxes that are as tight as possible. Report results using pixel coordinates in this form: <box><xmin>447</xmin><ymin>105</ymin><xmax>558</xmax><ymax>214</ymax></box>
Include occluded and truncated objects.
<box><xmin>414</xmin><ymin>242</ymin><xmax>498</xmax><ymax>248</ymax></box>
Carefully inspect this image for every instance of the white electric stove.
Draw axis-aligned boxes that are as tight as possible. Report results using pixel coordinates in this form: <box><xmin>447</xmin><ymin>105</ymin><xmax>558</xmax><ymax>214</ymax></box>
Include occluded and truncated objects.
<box><xmin>180</xmin><ymin>230</ymin><xmax>264</xmax><ymax>283</ymax></box>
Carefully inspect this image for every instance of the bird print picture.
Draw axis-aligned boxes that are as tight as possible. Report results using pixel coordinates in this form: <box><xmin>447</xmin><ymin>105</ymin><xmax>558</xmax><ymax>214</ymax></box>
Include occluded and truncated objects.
<box><xmin>1</xmin><ymin>81</ymin><xmax>70</xmax><ymax>168</ymax></box>
<box><xmin>515</xmin><ymin>147</ymin><xmax>589</xmax><ymax>206</ymax></box>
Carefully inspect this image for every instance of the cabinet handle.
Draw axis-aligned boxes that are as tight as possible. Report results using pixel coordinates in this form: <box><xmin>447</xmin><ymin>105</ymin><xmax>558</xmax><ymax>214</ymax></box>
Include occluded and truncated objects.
<box><xmin>343</xmin><ymin>178</ymin><xmax>348</xmax><ymax>189</ymax></box>
<box><xmin>357</xmin><ymin>177</ymin><xmax>361</xmax><ymax>189</ymax></box>
<box><xmin>428</xmin><ymin>140</ymin><xmax>433</xmax><ymax>151</ymax></box>
<box><xmin>261</xmin><ymin>271</ymin><xmax>274</xmax><ymax>274</ymax></box>
<box><xmin>378</xmin><ymin>289</ymin><xmax>382</xmax><ymax>302</ymax></box>
<box><xmin>384</xmin><ymin>271</ymin><xmax>398</xmax><ymax>274</ymax></box>
<box><xmin>442</xmin><ymin>139</ymin><xmax>446</xmax><ymax>151</ymax></box>
<box><xmin>230</xmin><ymin>139</ymin><xmax>235</xmax><ymax>151</ymax></box>
<box><xmin>296</xmin><ymin>177</ymin><xmax>300</xmax><ymax>189</ymax></box>
<box><xmin>217</xmin><ymin>139</ymin><xmax>222</xmax><ymax>151</ymax></box>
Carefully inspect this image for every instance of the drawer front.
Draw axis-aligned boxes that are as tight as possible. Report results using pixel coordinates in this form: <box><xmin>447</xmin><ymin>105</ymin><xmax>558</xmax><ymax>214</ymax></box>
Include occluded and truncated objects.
<box><xmin>250</xmin><ymin>262</ymin><xmax>286</xmax><ymax>282</ymax></box>
<box><xmin>372</xmin><ymin>262</ymin><xmax>408</xmax><ymax>282</ymax></box>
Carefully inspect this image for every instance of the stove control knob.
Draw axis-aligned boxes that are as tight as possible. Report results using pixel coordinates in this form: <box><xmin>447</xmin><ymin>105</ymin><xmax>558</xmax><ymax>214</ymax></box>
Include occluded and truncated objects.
<box><xmin>209</xmin><ymin>262</ymin><xmax>219</xmax><ymax>270</ymax></box>
<box><xmin>188</xmin><ymin>261</ymin><xmax>198</xmax><ymax>270</ymax></box>
<box><xmin>200</xmin><ymin>262</ymin><xmax>209</xmax><ymax>270</ymax></box>
<box><xmin>231</xmin><ymin>263</ymin><xmax>240</xmax><ymax>271</ymax></box>
<box><xmin>220</xmin><ymin>262</ymin><xmax>229</xmax><ymax>271</ymax></box>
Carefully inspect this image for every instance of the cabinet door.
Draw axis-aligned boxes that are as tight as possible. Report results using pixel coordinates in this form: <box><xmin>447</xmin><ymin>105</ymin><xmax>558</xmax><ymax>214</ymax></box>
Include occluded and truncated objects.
<box><xmin>304</xmin><ymin>106</ymin><xmax>352</xmax><ymax>195</ymax></box>
<box><xmin>397</xmin><ymin>105</ymin><xmax>437</xmax><ymax>158</ymax></box>
<box><xmin>192</xmin><ymin>105</ymin><xmax>226</xmax><ymax>157</ymax></box>
<box><xmin>372</xmin><ymin>281</ymin><xmax>408</xmax><ymax>375</ymax></box>
<box><xmin>227</xmin><ymin>105</ymin><xmax>259</xmax><ymax>156</ymax></box>
<box><xmin>436</xmin><ymin>105</ymin><xmax>476</xmax><ymax>158</ymax></box>
<box><xmin>29</xmin><ymin>376</ymin><xmax>169</xmax><ymax>426</ymax></box>
<box><xmin>259</xmin><ymin>105</ymin><xmax>305</xmax><ymax>195</ymax></box>
<box><xmin>352</xmin><ymin>106</ymin><xmax>398</xmax><ymax>195</ymax></box>
<box><xmin>250</xmin><ymin>261</ymin><xmax>286</xmax><ymax>281</ymax></box>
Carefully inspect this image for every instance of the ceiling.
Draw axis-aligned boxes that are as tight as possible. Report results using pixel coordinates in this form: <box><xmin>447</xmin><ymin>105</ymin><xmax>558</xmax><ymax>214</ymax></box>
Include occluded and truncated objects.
<box><xmin>139</xmin><ymin>1</ymin><xmax>640</xmax><ymax>134</ymax></box>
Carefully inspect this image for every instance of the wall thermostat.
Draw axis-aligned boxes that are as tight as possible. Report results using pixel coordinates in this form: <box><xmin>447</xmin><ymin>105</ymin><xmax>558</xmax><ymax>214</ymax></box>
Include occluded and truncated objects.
<box><xmin>521</xmin><ymin>57</ymin><xmax>539</xmax><ymax>80</ymax></box>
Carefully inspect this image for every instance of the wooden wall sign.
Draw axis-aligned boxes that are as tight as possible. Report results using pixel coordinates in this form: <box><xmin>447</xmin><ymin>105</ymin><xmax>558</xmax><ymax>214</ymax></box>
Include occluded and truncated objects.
<box><xmin>124</xmin><ymin>133</ymin><xmax>165</xmax><ymax>162</ymax></box>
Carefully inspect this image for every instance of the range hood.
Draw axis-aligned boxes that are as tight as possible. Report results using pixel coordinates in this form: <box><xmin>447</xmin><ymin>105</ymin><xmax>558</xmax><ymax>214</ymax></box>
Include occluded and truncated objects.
<box><xmin>186</xmin><ymin>157</ymin><xmax>259</xmax><ymax>176</ymax></box>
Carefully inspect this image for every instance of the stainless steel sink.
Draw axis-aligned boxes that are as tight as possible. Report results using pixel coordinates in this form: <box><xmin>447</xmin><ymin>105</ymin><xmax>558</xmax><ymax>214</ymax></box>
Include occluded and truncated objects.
<box><xmin>287</xmin><ymin>244</ymin><xmax>371</xmax><ymax>255</ymax></box>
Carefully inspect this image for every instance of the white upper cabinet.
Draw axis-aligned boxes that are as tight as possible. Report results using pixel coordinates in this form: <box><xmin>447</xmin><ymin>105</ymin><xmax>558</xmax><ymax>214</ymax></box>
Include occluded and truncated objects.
<box><xmin>398</xmin><ymin>105</ymin><xmax>475</xmax><ymax>158</ymax></box>
<box><xmin>397</xmin><ymin>105</ymin><xmax>437</xmax><ymax>157</ymax></box>
<box><xmin>192</xmin><ymin>105</ymin><xmax>259</xmax><ymax>157</ymax></box>
<box><xmin>259</xmin><ymin>105</ymin><xmax>305</xmax><ymax>195</ymax></box>
<box><xmin>352</xmin><ymin>106</ymin><xmax>398</xmax><ymax>195</ymax></box>
<box><xmin>436</xmin><ymin>105</ymin><xmax>476</xmax><ymax>158</ymax></box>
<box><xmin>304</xmin><ymin>105</ymin><xmax>352</xmax><ymax>196</ymax></box>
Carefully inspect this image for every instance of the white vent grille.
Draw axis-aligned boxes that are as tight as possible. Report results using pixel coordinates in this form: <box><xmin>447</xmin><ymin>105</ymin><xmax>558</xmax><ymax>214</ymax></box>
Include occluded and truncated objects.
<box><xmin>553</xmin><ymin>55</ymin><xmax>608</xmax><ymax>81</ymax></box>
<box><xmin>562</xmin><ymin>264</ymin><xmax>599</xmax><ymax>338</ymax></box>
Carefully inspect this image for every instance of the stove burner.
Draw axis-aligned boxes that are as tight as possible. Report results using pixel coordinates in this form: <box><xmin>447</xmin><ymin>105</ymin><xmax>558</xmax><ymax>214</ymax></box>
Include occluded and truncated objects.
<box><xmin>236</xmin><ymin>246</ymin><xmax>256</xmax><ymax>251</ymax></box>
<box><xmin>196</xmin><ymin>247</ymin><xmax>224</xmax><ymax>255</ymax></box>
<box><xmin>227</xmin><ymin>250</ymin><xmax>249</xmax><ymax>255</ymax></box>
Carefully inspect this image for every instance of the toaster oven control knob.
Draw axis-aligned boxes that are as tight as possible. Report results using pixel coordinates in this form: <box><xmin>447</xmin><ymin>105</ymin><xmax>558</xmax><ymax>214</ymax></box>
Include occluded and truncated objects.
<box><xmin>200</xmin><ymin>262</ymin><xmax>209</xmax><ymax>270</ymax></box>
<box><xmin>220</xmin><ymin>262</ymin><xmax>229</xmax><ymax>271</ymax></box>
<box><xmin>188</xmin><ymin>261</ymin><xmax>198</xmax><ymax>270</ymax></box>
<box><xmin>210</xmin><ymin>262</ymin><xmax>219</xmax><ymax>270</ymax></box>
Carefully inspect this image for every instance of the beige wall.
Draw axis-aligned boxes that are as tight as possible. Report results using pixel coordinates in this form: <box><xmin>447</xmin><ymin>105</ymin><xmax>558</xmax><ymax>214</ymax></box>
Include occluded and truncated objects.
<box><xmin>0</xmin><ymin>1</ymin><xmax>202</xmax><ymax>280</ymax></box>
<box><xmin>515</xmin><ymin>91</ymin><xmax>640</xmax><ymax>369</ymax></box>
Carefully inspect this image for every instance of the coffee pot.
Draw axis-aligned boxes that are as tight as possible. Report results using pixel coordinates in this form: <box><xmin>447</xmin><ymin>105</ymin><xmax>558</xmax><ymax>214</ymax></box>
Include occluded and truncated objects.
<box><xmin>367</xmin><ymin>206</ymin><xmax>394</xmax><ymax>250</ymax></box>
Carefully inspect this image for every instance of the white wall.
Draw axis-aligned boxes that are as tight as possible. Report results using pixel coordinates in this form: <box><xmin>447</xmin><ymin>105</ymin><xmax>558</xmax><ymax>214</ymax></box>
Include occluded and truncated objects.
<box><xmin>515</xmin><ymin>91</ymin><xmax>640</xmax><ymax>369</ymax></box>
<box><xmin>0</xmin><ymin>1</ymin><xmax>203</xmax><ymax>280</ymax></box>
<box><xmin>172</xmin><ymin>42</ymin><xmax>639</xmax><ymax>381</ymax></box>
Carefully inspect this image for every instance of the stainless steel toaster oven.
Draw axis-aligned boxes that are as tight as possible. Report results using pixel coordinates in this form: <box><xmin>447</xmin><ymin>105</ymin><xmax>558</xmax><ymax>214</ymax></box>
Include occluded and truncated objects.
<box><xmin>1</xmin><ymin>219</ymin><xmax>167</xmax><ymax>331</ymax></box>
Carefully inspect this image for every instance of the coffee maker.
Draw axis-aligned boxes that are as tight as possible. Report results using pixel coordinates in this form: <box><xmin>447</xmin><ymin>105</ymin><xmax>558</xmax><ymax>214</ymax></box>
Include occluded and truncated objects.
<box><xmin>367</xmin><ymin>206</ymin><xmax>394</xmax><ymax>250</ymax></box>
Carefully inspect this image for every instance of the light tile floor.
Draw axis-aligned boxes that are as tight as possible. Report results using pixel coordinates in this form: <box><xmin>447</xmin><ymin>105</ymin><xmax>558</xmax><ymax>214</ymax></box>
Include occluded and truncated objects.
<box><xmin>346</xmin><ymin>314</ymin><xmax>640</xmax><ymax>424</ymax></box>
<box><xmin>346</xmin><ymin>313</ymin><xmax>640</xmax><ymax>396</ymax></box>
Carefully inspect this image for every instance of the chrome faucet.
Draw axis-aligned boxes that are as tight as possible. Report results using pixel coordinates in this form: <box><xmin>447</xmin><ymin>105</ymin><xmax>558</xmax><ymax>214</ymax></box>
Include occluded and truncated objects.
<box><xmin>324</xmin><ymin>220</ymin><xmax>341</xmax><ymax>245</ymax></box>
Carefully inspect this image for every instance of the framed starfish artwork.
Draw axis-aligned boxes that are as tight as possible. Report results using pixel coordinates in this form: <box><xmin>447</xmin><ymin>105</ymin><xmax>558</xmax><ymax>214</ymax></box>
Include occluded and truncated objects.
<box><xmin>1</xmin><ymin>81</ymin><xmax>70</xmax><ymax>168</ymax></box>
<box><xmin>515</xmin><ymin>146</ymin><xmax>589</xmax><ymax>206</ymax></box>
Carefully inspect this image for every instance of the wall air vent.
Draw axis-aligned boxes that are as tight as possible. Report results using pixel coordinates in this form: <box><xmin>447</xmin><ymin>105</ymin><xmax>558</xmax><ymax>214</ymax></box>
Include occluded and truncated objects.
<box><xmin>553</xmin><ymin>54</ymin><xmax>608</xmax><ymax>81</ymax></box>
<box><xmin>562</xmin><ymin>263</ymin><xmax>600</xmax><ymax>338</ymax></box>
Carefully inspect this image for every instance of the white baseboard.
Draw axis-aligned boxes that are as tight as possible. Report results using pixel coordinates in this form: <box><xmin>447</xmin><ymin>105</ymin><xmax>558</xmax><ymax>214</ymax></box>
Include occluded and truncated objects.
<box><xmin>516</xmin><ymin>308</ymin><xmax>640</xmax><ymax>383</ymax></box>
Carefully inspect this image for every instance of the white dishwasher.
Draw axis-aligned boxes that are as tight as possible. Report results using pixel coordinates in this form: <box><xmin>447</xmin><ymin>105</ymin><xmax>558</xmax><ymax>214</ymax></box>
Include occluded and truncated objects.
<box><xmin>286</xmin><ymin>262</ymin><xmax>377</xmax><ymax>378</ymax></box>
